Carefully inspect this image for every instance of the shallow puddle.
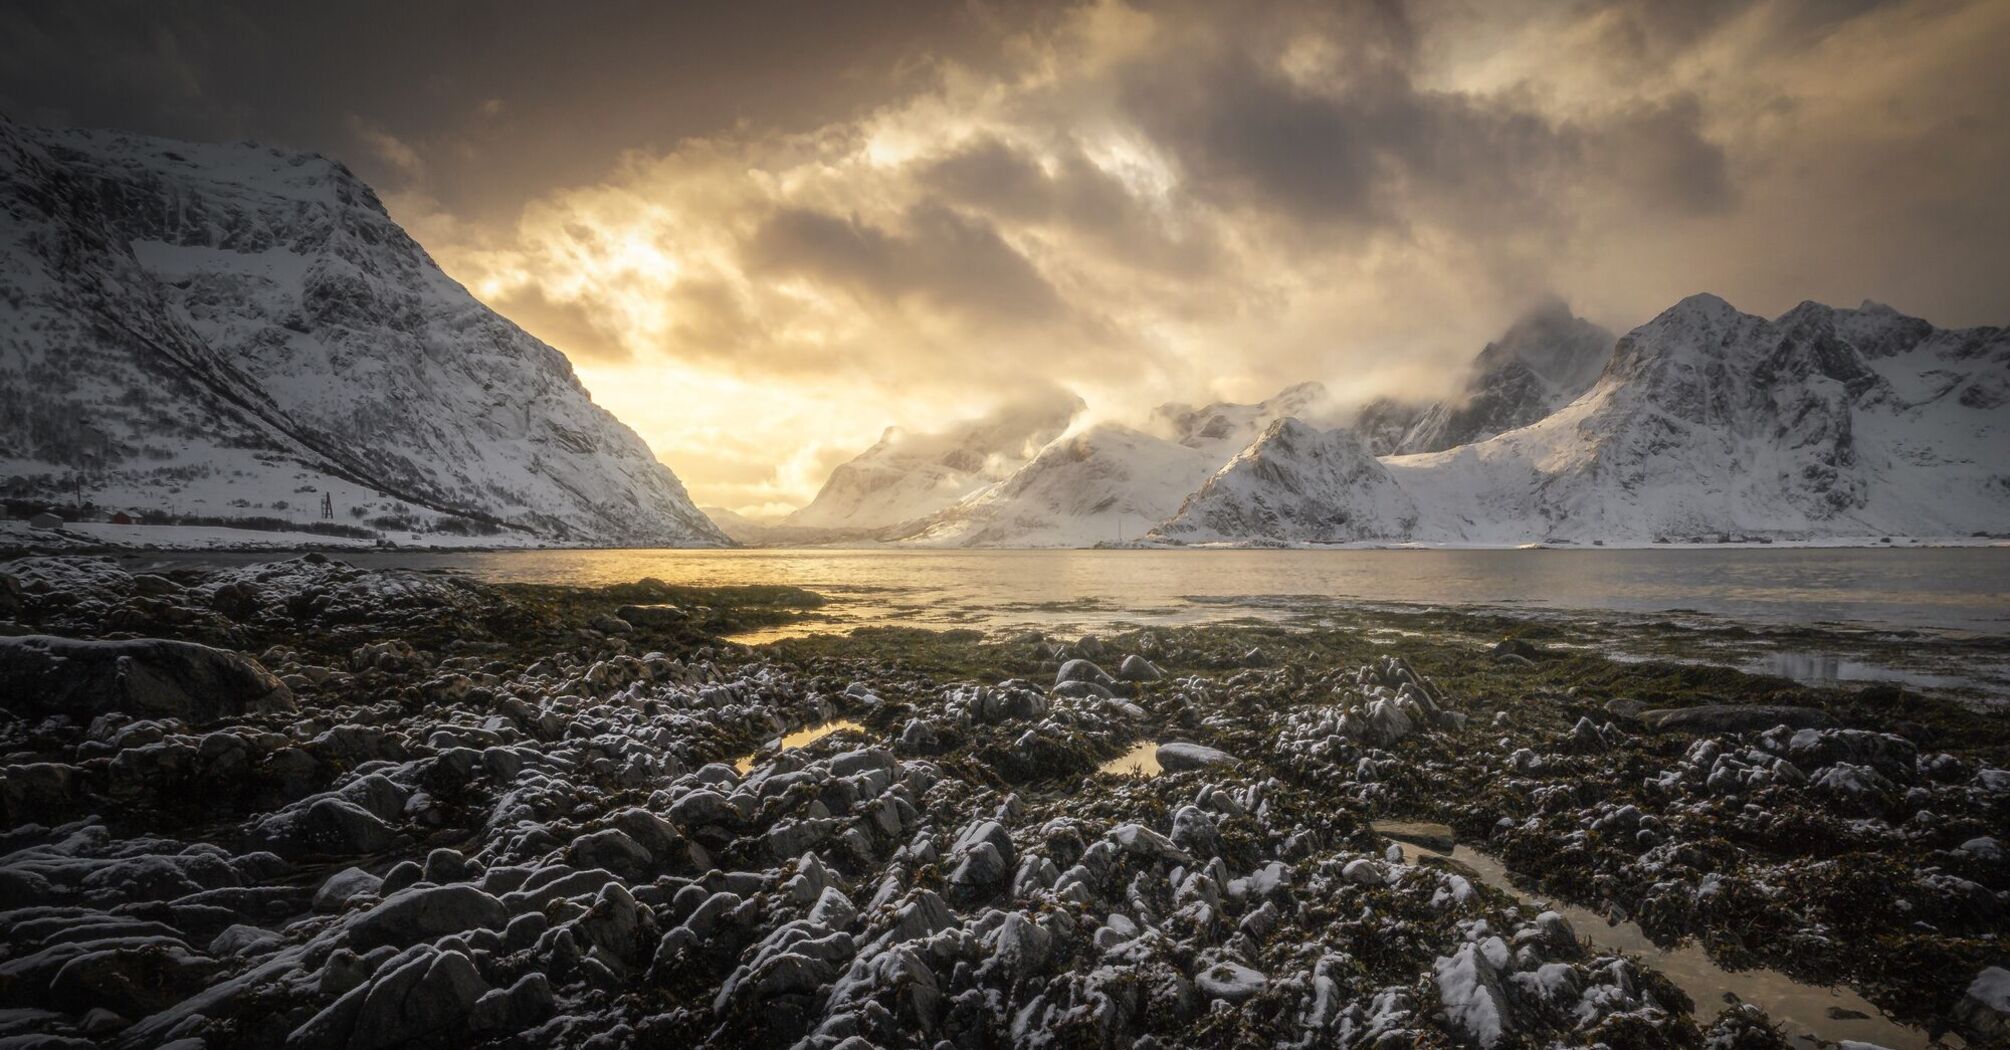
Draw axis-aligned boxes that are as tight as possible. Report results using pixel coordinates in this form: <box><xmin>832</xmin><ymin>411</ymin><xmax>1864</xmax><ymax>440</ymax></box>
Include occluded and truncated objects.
<box><xmin>1745</xmin><ymin>650</ymin><xmax>1966</xmax><ymax>691</ymax></box>
<box><xmin>723</xmin><ymin>622</ymin><xmax>843</xmax><ymax>645</ymax></box>
<box><xmin>733</xmin><ymin>719</ymin><xmax>866</xmax><ymax>773</ymax></box>
<box><xmin>1097</xmin><ymin>740</ymin><xmax>1163</xmax><ymax>777</ymax></box>
<box><xmin>1398</xmin><ymin>843</ymin><xmax>1960</xmax><ymax>1049</ymax></box>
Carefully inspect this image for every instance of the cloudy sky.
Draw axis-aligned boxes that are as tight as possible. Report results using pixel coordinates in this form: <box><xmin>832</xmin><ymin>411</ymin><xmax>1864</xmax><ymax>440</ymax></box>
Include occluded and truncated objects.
<box><xmin>6</xmin><ymin>0</ymin><xmax>2007</xmax><ymax>515</ymax></box>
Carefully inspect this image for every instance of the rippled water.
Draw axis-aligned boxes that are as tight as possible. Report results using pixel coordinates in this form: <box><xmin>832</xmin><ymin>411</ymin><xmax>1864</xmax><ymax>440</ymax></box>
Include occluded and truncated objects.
<box><xmin>239</xmin><ymin>546</ymin><xmax>2010</xmax><ymax>634</ymax></box>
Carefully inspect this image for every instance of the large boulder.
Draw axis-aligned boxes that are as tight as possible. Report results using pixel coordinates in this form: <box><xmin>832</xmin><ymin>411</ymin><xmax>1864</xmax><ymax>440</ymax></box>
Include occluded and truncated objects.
<box><xmin>348</xmin><ymin>885</ymin><xmax>509</xmax><ymax>951</ymax></box>
<box><xmin>1155</xmin><ymin>742</ymin><xmax>1236</xmax><ymax>771</ymax></box>
<box><xmin>0</xmin><ymin>635</ymin><xmax>294</xmax><ymax>723</ymax></box>
<box><xmin>48</xmin><ymin>941</ymin><xmax>221</xmax><ymax>1017</ymax></box>
<box><xmin>1957</xmin><ymin>967</ymin><xmax>2010</xmax><ymax>1045</ymax></box>
<box><xmin>287</xmin><ymin>946</ymin><xmax>491</xmax><ymax>1050</ymax></box>
<box><xmin>1639</xmin><ymin>705</ymin><xmax>1836</xmax><ymax>734</ymax></box>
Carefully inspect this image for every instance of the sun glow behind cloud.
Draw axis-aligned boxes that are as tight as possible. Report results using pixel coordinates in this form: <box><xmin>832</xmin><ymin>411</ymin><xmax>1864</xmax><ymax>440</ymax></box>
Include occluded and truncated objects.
<box><xmin>374</xmin><ymin>0</ymin><xmax>2010</xmax><ymax>516</ymax></box>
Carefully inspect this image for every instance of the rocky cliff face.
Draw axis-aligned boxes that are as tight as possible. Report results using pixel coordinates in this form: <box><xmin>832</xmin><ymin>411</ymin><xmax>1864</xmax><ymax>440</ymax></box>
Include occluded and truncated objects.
<box><xmin>0</xmin><ymin>120</ymin><xmax>725</xmax><ymax>546</ymax></box>
<box><xmin>1152</xmin><ymin>419</ymin><xmax>1417</xmax><ymax>544</ymax></box>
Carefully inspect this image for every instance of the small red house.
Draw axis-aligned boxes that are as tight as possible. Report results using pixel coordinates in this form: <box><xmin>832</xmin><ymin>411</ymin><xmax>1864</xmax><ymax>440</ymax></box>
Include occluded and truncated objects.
<box><xmin>110</xmin><ymin>511</ymin><xmax>134</xmax><ymax>525</ymax></box>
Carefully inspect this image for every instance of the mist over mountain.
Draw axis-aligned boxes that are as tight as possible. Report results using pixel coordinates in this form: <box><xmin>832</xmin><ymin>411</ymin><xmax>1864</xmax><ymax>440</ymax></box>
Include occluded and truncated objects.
<box><xmin>1358</xmin><ymin>300</ymin><xmax>1614</xmax><ymax>456</ymax></box>
<box><xmin>784</xmin><ymin>390</ymin><xmax>1083</xmax><ymax>533</ymax></box>
<box><xmin>1151</xmin><ymin>418</ymin><xmax>1418</xmax><ymax>544</ymax></box>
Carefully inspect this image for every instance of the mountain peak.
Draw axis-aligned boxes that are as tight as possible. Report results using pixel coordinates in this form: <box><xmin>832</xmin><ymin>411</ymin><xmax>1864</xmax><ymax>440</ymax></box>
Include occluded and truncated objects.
<box><xmin>1662</xmin><ymin>291</ymin><xmax>1738</xmax><ymax>321</ymax></box>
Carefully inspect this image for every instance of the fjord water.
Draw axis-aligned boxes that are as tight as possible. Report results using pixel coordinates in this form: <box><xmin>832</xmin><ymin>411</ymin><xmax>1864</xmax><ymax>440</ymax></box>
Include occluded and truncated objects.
<box><xmin>314</xmin><ymin>546</ymin><xmax>2010</xmax><ymax>634</ymax></box>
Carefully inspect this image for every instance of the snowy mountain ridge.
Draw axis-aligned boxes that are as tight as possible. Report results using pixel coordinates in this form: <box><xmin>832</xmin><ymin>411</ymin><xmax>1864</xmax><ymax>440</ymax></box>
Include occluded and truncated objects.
<box><xmin>888</xmin><ymin>295</ymin><xmax>2006</xmax><ymax>547</ymax></box>
<box><xmin>0</xmin><ymin>120</ymin><xmax>725</xmax><ymax>546</ymax></box>
<box><xmin>1152</xmin><ymin>418</ymin><xmax>1418</xmax><ymax>544</ymax></box>
<box><xmin>784</xmin><ymin>392</ymin><xmax>1083</xmax><ymax>532</ymax></box>
<box><xmin>1361</xmin><ymin>299</ymin><xmax>1614</xmax><ymax>456</ymax></box>
<box><xmin>891</xmin><ymin>382</ymin><xmax>1334</xmax><ymax>548</ymax></box>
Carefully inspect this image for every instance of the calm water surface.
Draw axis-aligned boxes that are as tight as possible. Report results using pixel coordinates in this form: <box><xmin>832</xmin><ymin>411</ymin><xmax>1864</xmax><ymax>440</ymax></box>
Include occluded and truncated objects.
<box><xmin>282</xmin><ymin>547</ymin><xmax>2010</xmax><ymax>635</ymax></box>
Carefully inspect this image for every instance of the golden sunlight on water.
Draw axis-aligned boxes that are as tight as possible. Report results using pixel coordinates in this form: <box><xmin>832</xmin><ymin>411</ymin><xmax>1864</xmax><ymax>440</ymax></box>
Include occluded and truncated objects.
<box><xmin>733</xmin><ymin>719</ymin><xmax>866</xmax><ymax>774</ymax></box>
<box><xmin>1096</xmin><ymin>740</ymin><xmax>1164</xmax><ymax>777</ymax></box>
<box><xmin>316</xmin><ymin>547</ymin><xmax>2010</xmax><ymax>636</ymax></box>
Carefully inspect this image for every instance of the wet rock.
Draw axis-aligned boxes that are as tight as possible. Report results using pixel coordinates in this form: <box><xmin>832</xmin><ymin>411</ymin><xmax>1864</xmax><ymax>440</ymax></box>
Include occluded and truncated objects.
<box><xmin>0</xmin><ymin>635</ymin><xmax>295</xmax><ymax>723</ymax></box>
<box><xmin>1155</xmin><ymin>742</ymin><xmax>1235</xmax><ymax>771</ymax></box>
<box><xmin>49</xmin><ymin>941</ymin><xmax>220</xmax><ymax>1017</ymax></box>
<box><xmin>616</xmin><ymin>604</ymin><xmax>689</xmax><ymax>628</ymax></box>
<box><xmin>348</xmin><ymin>885</ymin><xmax>509</xmax><ymax>951</ymax></box>
<box><xmin>288</xmin><ymin>946</ymin><xmax>489</xmax><ymax>1050</ymax></box>
<box><xmin>470</xmin><ymin>972</ymin><xmax>555</xmax><ymax>1034</ymax></box>
<box><xmin>1116</xmin><ymin>655</ymin><xmax>1163</xmax><ymax>683</ymax></box>
<box><xmin>314</xmin><ymin>867</ymin><xmax>385</xmax><ymax>912</ymax></box>
<box><xmin>1603</xmin><ymin>697</ymin><xmax>1649</xmax><ymax>722</ymax></box>
<box><xmin>1055</xmin><ymin>659</ymin><xmax>1115</xmax><ymax>689</ymax></box>
<box><xmin>251</xmin><ymin>795</ymin><xmax>401</xmax><ymax>857</ymax></box>
<box><xmin>1</xmin><ymin>762</ymin><xmax>78</xmax><ymax>825</ymax></box>
<box><xmin>1774</xmin><ymin>727</ymin><xmax>1917</xmax><ymax>779</ymax></box>
<box><xmin>589</xmin><ymin>613</ymin><xmax>634</xmax><ymax>635</ymax></box>
<box><xmin>1370</xmin><ymin>820</ymin><xmax>1455</xmax><ymax>852</ymax></box>
<box><xmin>1956</xmin><ymin>967</ymin><xmax>2010</xmax><ymax>1044</ymax></box>
<box><xmin>1639</xmin><ymin>704</ymin><xmax>1837</xmax><ymax>733</ymax></box>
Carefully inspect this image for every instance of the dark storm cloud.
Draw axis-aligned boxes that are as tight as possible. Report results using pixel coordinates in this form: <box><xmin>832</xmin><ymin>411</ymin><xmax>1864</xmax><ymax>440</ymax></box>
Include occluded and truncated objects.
<box><xmin>4</xmin><ymin>0</ymin><xmax>2004</xmax><ymax>513</ymax></box>
<box><xmin>749</xmin><ymin>204</ymin><xmax>1068</xmax><ymax>327</ymax></box>
<box><xmin>0</xmin><ymin>0</ymin><xmax>1083</xmax><ymax>220</ymax></box>
<box><xmin>1582</xmin><ymin>98</ymin><xmax>1733</xmax><ymax>216</ymax></box>
<box><xmin>919</xmin><ymin>137</ymin><xmax>1216</xmax><ymax>274</ymax></box>
<box><xmin>1116</xmin><ymin>39</ymin><xmax>1732</xmax><ymax>235</ymax></box>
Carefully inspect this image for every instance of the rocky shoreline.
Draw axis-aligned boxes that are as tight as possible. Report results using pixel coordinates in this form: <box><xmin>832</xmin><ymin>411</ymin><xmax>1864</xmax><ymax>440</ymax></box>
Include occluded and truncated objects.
<box><xmin>0</xmin><ymin>554</ymin><xmax>2003</xmax><ymax>1049</ymax></box>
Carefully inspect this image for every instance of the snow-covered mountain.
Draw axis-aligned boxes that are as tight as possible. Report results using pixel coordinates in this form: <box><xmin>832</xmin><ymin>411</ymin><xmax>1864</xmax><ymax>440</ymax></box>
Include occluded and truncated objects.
<box><xmin>890</xmin><ymin>296</ymin><xmax>2003</xmax><ymax>548</ymax></box>
<box><xmin>0</xmin><ymin>119</ymin><xmax>726</xmax><ymax>546</ymax></box>
<box><xmin>1150</xmin><ymin>381</ymin><xmax>1334</xmax><ymax>461</ymax></box>
<box><xmin>892</xmin><ymin>383</ymin><xmax>1331</xmax><ymax>547</ymax></box>
<box><xmin>1353</xmin><ymin>396</ymin><xmax>1425</xmax><ymax>458</ymax></box>
<box><xmin>894</xmin><ymin>422</ymin><xmax>1217</xmax><ymax>547</ymax></box>
<box><xmin>1162</xmin><ymin>295</ymin><xmax>2006</xmax><ymax>546</ymax></box>
<box><xmin>1151</xmin><ymin>419</ymin><xmax>1418</xmax><ymax>544</ymax></box>
<box><xmin>1381</xmin><ymin>295</ymin><xmax>2009</xmax><ymax>543</ymax></box>
<box><xmin>1362</xmin><ymin>300</ymin><xmax>1613</xmax><ymax>456</ymax></box>
<box><xmin>785</xmin><ymin>392</ymin><xmax>1082</xmax><ymax>532</ymax></box>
